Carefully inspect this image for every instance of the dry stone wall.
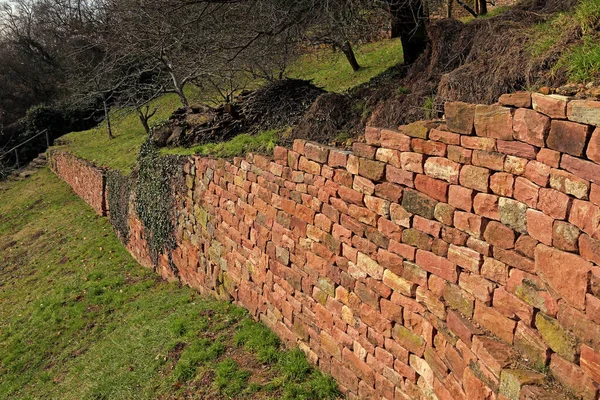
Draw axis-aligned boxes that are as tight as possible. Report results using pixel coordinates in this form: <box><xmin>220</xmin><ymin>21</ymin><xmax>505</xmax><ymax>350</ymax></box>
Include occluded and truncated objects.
<box><xmin>51</xmin><ymin>92</ymin><xmax>600</xmax><ymax>400</ymax></box>
<box><xmin>48</xmin><ymin>149</ymin><xmax>107</xmax><ymax>216</ymax></box>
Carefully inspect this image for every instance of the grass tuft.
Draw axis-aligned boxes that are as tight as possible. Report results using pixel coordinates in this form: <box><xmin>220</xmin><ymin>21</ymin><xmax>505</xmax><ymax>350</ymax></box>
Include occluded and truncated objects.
<box><xmin>560</xmin><ymin>38</ymin><xmax>600</xmax><ymax>82</ymax></box>
<box><xmin>234</xmin><ymin>318</ymin><xmax>281</xmax><ymax>363</ymax></box>
<box><xmin>213</xmin><ymin>359</ymin><xmax>251</xmax><ymax>396</ymax></box>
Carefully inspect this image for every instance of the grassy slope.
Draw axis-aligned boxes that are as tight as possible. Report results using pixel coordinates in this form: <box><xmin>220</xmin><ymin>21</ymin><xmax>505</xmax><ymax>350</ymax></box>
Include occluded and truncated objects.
<box><xmin>0</xmin><ymin>169</ymin><xmax>339</xmax><ymax>400</ymax></box>
<box><xmin>57</xmin><ymin>39</ymin><xmax>404</xmax><ymax>172</ymax></box>
<box><xmin>288</xmin><ymin>39</ymin><xmax>403</xmax><ymax>93</ymax></box>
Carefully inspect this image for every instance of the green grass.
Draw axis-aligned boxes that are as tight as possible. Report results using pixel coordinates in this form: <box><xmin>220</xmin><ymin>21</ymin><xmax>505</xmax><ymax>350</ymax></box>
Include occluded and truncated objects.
<box><xmin>560</xmin><ymin>38</ymin><xmax>600</xmax><ymax>82</ymax></box>
<box><xmin>161</xmin><ymin>129</ymin><xmax>280</xmax><ymax>158</ymax></box>
<box><xmin>528</xmin><ymin>0</ymin><xmax>600</xmax><ymax>83</ymax></box>
<box><xmin>288</xmin><ymin>38</ymin><xmax>403</xmax><ymax>92</ymax></box>
<box><xmin>0</xmin><ymin>168</ymin><xmax>340</xmax><ymax>399</ymax></box>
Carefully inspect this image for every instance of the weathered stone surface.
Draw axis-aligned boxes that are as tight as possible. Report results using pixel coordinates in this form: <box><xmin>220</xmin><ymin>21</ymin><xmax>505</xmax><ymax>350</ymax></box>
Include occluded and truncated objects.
<box><xmin>460</xmin><ymin>165</ymin><xmax>491</xmax><ymax>192</ymax></box>
<box><xmin>445</xmin><ymin>101</ymin><xmax>475</xmax><ymax>135</ymax></box>
<box><xmin>513</xmin><ymin>321</ymin><xmax>549</xmax><ymax>367</ymax></box>
<box><xmin>549</xmin><ymin>169</ymin><xmax>590</xmax><ymax>200</ymax></box>
<box><xmin>586</xmin><ymin>128</ymin><xmax>600</xmax><ymax>164</ymax></box>
<box><xmin>424</xmin><ymin>157</ymin><xmax>461</xmax><ymax>184</ymax></box>
<box><xmin>399</xmin><ymin>120</ymin><xmax>431</xmax><ymax>139</ymax></box>
<box><xmin>474</xmin><ymin>105</ymin><xmax>514</xmax><ymax>140</ymax></box>
<box><xmin>547</xmin><ymin>120</ymin><xmax>592</xmax><ymax>157</ymax></box>
<box><xmin>550</xmin><ymin>354</ymin><xmax>599</xmax><ymax>400</ymax></box>
<box><xmin>535</xmin><ymin>313</ymin><xmax>579</xmax><ymax>362</ymax></box>
<box><xmin>535</xmin><ymin>244</ymin><xmax>591</xmax><ymax>310</ymax></box>
<box><xmin>561</xmin><ymin>154</ymin><xmax>600</xmax><ymax>185</ymax></box>
<box><xmin>499</xmin><ymin>198</ymin><xmax>528</xmax><ymax>234</ymax></box>
<box><xmin>568</xmin><ymin>99</ymin><xmax>600</xmax><ymax>127</ymax></box>
<box><xmin>532</xmin><ymin>93</ymin><xmax>569</xmax><ymax>119</ymax></box>
<box><xmin>358</xmin><ymin>158</ymin><xmax>386</xmax><ymax>181</ymax></box>
<box><xmin>499</xmin><ymin>369</ymin><xmax>545</xmax><ymax>400</ymax></box>
<box><xmin>553</xmin><ymin>221</ymin><xmax>580</xmax><ymax>252</ymax></box>
<box><xmin>499</xmin><ymin>92</ymin><xmax>532</xmax><ymax>108</ymax></box>
<box><xmin>402</xmin><ymin>189</ymin><xmax>438</xmax><ymax>220</ymax></box>
<box><xmin>392</xmin><ymin>324</ymin><xmax>425</xmax><ymax>356</ymax></box>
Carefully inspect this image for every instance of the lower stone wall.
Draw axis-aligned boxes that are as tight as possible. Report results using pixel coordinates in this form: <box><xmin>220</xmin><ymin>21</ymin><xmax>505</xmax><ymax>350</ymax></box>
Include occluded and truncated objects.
<box><xmin>48</xmin><ymin>150</ymin><xmax>107</xmax><ymax>216</ymax></box>
<box><xmin>50</xmin><ymin>92</ymin><xmax>600</xmax><ymax>400</ymax></box>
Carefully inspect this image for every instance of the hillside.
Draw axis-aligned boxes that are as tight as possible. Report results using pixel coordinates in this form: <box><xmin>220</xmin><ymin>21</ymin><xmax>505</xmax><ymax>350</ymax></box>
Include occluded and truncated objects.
<box><xmin>0</xmin><ymin>168</ymin><xmax>339</xmax><ymax>399</ymax></box>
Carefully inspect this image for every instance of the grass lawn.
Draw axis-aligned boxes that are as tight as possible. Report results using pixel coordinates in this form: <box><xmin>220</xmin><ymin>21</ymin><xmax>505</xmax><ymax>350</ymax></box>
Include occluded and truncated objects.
<box><xmin>288</xmin><ymin>39</ymin><xmax>403</xmax><ymax>93</ymax></box>
<box><xmin>57</xmin><ymin>38</ymin><xmax>404</xmax><ymax>172</ymax></box>
<box><xmin>0</xmin><ymin>168</ymin><xmax>340</xmax><ymax>400</ymax></box>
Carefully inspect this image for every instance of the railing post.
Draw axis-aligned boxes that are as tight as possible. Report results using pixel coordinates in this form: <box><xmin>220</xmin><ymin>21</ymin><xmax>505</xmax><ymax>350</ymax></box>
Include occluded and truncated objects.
<box><xmin>46</xmin><ymin>130</ymin><xmax>50</xmax><ymax>148</ymax></box>
<box><xmin>15</xmin><ymin>149</ymin><xmax>19</xmax><ymax>169</ymax></box>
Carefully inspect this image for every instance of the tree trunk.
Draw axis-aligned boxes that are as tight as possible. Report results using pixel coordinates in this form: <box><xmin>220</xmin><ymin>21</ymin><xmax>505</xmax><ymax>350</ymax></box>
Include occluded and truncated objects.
<box><xmin>103</xmin><ymin>99</ymin><xmax>114</xmax><ymax>139</ymax></box>
<box><xmin>478</xmin><ymin>0</ymin><xmax>488</xmax><ymax>15</ymax></box>
<box><xmin>137</xmin><ymin>109</ymin><xmax>151</xmax><ymax>134</ymax></box>
<box><xmin>389</xmin><ymin>0</ymin><xmax>428</xmax><ymax>65</ymax></box>
<box><xmin>341</xmin><ymin>41</ymin><xmax>361</xmax><ymax>72</ymax></box>
<box><xmin>447</xmin><ymin>0</ymin><xmax>453</xmax><ymax>18</ymax></box>
<box><xmin>168</xmin><ymin>70</ymin><xmax>189</xmax><ymax>108</ymax></box>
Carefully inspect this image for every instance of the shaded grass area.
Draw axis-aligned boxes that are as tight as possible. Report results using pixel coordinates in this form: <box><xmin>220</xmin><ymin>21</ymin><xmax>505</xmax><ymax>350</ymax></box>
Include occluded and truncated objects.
<box><xmin>58</xmin><ymin>39</ymin><xmax>403</xmax><ymax>172</ymax></box>
<box><xmin>0</xmin><ymin>168</ymin><xmax>340</xmax><ymax>399</ymax></box>
<box><xmin>288</xmin><ymin>39</ymin><xmax>403</xmax><ymax>93</ymax></box>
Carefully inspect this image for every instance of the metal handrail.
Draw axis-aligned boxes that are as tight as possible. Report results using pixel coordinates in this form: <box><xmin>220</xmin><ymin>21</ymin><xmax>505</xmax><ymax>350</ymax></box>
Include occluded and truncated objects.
<box><xmin>0</xmin><ymin>129</ymin><xmax>50</xmax><ymax>169</ymax></box>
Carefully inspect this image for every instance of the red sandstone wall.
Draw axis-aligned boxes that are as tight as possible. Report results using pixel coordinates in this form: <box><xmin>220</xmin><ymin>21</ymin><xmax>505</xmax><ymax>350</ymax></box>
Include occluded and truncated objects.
<box><xmin>51</xmin><ymin>92</ymin><xmax>600</xmax><ymax>400</ymax></box>
<box><xmin>49</xmin><ymin>150</ymin><xmax>107</xmax><ymax>216</ymax></box>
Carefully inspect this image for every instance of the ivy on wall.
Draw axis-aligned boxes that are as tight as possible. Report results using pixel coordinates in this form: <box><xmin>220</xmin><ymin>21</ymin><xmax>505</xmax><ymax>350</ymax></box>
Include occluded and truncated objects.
<box><xmin>106</xmin><ymin>170</ymin><xmax>132</xmax><ymax>244</ymax></box>
<box><xmin>134</xmin><ymin>141</ymin><xmax>186</xmax><ymax>270</ymax></box>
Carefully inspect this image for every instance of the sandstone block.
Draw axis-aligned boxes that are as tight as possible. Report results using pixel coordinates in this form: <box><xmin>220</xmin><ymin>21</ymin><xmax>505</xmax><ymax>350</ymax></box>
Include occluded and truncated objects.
<box><xmin>561</xmin><ymin>154</ymin><xmax>600</xmax><ymax>185</ymax></box>
<box><xmin>460</xmin><ymin>165</ymin><xmax>490</xmax><ymax>192</ymax></box>
<box><xmin>424</xmin><ymin>157</ymin><xmax>461</xmax><ymax>184</ymax></box>
<box><xmin>499</xmin><ymin>92</ymin><xmax>532</xmax><ymax>108</ymax></box>
<box><xmin>429</xmin><ymin>128</ymin><xmax>460</xmax><ymax>145</ymax></box>
<box><xmin>449</xmin><ymin>185</ymin><xmax>474</xmax><ymax>212</ymax></box>
<box><xmin>400</xmin><ymin>152</ymin><xmax>424</xmax><ymax>173</ymax></box>
<box><xmin>549</xmin><ymin>169</ymin><xmax>589</xmax><ymax>199</ymax></box>
<box><xmin>490</xmin><ymin>172</ymin><xmax>515</xmax><ymax>197</ymax></box>
<box><xmin>475</xmin><ymin>105</ymin><xmax>514</xmax><ymax>140</ymax></box>
<box><xmin>358</xmin><ymin>158</ymin><xmax>386</xmax><ymax>181</ymax></box>
<box><xmin>547</xmin><ymin>120</ymin><xmax>592</xmax><ymax>157</ymax></box>
<box><xmin>304</xmin><ymin>142</ymin><xmax>329</xmax><ymax>163</ymax></box>
<box><xmin>402</xmin><ymin>189</ymin><xmax>438</xmax><ymax>219</ymax></box>
<box><xmin>445</xmin><ymin>101</ymin><xmax>475</xmax><ymax>135</ymax></box>
<box><xmin>581</xmin><ymin>344</ymin><xmax>600</xmax><ymax>384</ymax></box>
<box><xmin>499</xmin><ymin>198</ymin><xmax>528</xmax><ymax>234</ymax></box>
<box><xmin>473</xmin><ymin>150</ymin><xmax>505</xmax><ymax>171</ymax></box>
<box><xmin>532</xmin><ymin>93</ymin><xmax>569</xmax><ymax>119</ymax></box>
<box><xmin>474</xmin><ymin>302</ymin><xmax>517</xmax><ymax>344</ymax></box>
<box><xmin>552</xmin><ymin>221</ymin><xmax>580</xmax><ymax>252</ymax></box>
<box><xmin>380</xmin><ymin>129</ymin><xmax>411</xmax><ymax>151</ymax></box>
<box><xmin>512</xmin><ymin>108</ymin><xmax>550</xmax><ymax>147</ymax></box>
<box><xmin>474</xmin><ymin>193</ymin><xmax>500</xmax><ymax>220</ymax></box>
<box><xmin>415</xmin><ymin>174</ymin><xmax>449</xmax><ymax>202</ymax></box>
<box><xmin>550</xmin><ymin>354</ymin><xmax>599</xmax><ymax>400</ymax></box>
<box><xmin>484</xmin><ymin>221</ymin><xmax>516</xmax><ymax>249</ymax></box>
<box><xmin>365</xmin><ymin>126</ymin><xmax>381</xmax><ymax>145</ymax></box>
<box><xmin>568</xmin><ymin>99</ymin><xmax>600</xmax><ymax>127</ymax></box>
<box><xmin>587</xmin><ymin>128</ymin><xmax>600</xmax><ymax>165</ymax></box>
<box><xmin>526</xmin><ymin>209</ymin><xmax>553</xmax><ymax>246</ymax></box>
<box><xmin>535</xmin><ymin>244</ymin><xmax>592</xmax><ymax>310</ymax></box>
<box><xmin>499</xmin><ymin>369</ymin><xmax>545</xmax><ymax>400</ymax></box>
<box><xmin>416</xmin><ymin>249</ymin><xmax>458</xmax><ymax>283</ymax></box>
